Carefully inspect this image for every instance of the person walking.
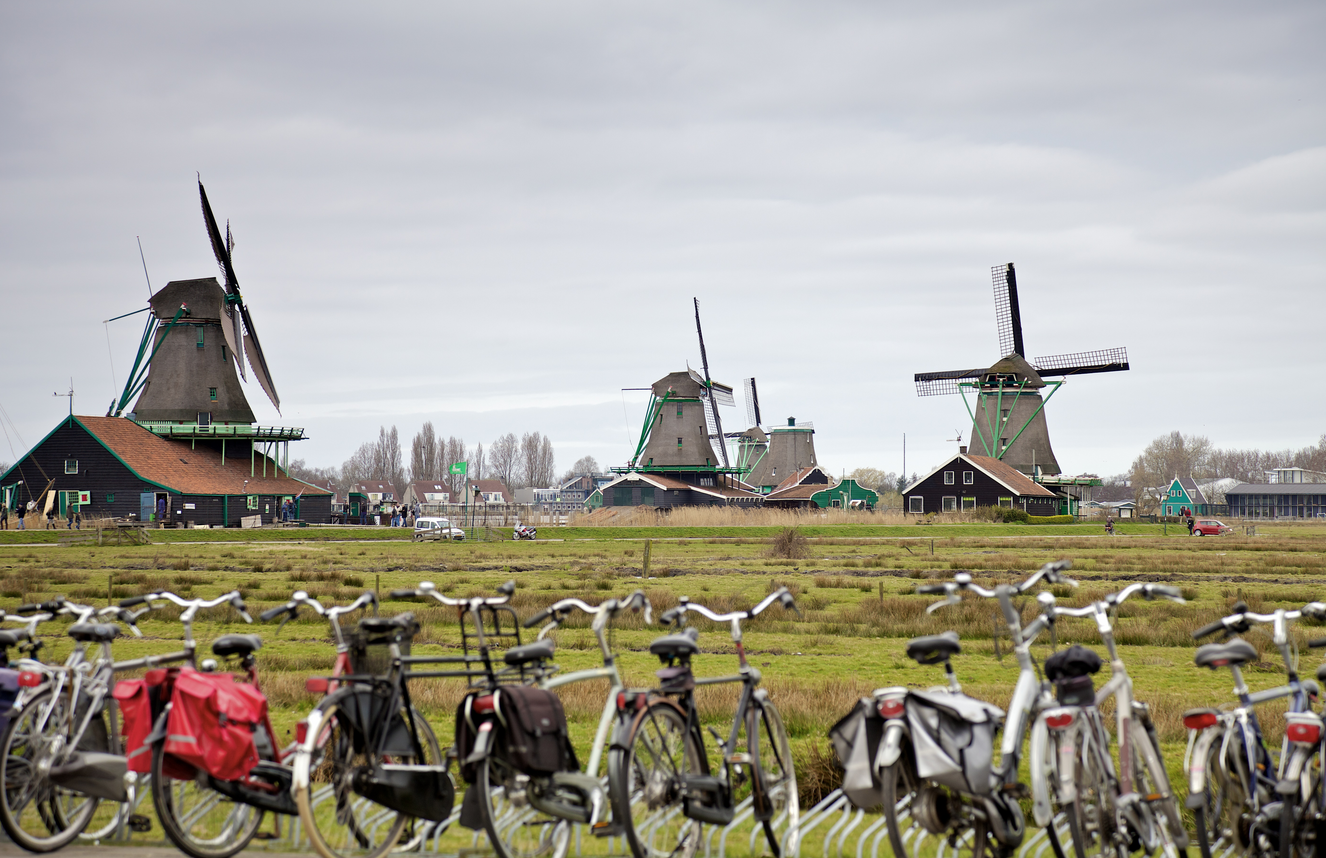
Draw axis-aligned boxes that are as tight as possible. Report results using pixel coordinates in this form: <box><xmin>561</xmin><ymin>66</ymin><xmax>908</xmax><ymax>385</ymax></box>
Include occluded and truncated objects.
<box><xmin>1186</xmin><ymin>515</ymin><xmax>1195</xmax><ymax>535</ymax></box>
<box><xmin>0</xmin><ymin>502</ymin><xmax>7</xmax><ymax>530</ymax></box>
<box><xmin>66</xmin><ymin>507</ymin><xmax>75</xmax><ymax>529</ymax></box>
<box><xmin>16</xmin><ymin>503</ymin><xmax>25</xmax><ymax>530</ymax></box>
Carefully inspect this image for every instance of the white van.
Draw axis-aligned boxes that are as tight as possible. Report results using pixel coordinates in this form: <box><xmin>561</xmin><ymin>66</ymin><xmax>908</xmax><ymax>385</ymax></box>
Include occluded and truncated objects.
<box><xmin>412</xmin><ymin>517</ymin><xmax>465</xmax><ymax>541</ymax></box>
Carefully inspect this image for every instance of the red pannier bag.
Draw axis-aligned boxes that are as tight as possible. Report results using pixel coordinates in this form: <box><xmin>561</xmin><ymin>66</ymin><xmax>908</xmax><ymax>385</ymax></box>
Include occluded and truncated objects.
<box><xmin>112</xmin><ymin>679</ymin><xmax>154</xmax><ymax>773</ymax></box>
<box><xmin>163</xmin><ymin>669</ymin><xmax>266</xmax><ymax>782</ymax></box>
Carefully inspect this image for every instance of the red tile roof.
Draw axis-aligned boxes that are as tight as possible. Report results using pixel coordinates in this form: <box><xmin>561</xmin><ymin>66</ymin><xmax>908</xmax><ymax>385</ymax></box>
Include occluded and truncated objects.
<box><xmin>78</xmin><ymin>416</ymin><xmax>331</xmax><ymax>496</ymax></box>
<box><xmin>965</xmin><ymin>455</ymin><xmax>1057</xmax><ymax>497</ymax></box>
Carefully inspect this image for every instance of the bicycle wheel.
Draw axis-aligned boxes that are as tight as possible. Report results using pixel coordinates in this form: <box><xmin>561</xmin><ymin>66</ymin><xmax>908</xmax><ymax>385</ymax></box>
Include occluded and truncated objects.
<box><xmin>610</xmin><ymin>698</ymin><xmax>704</xmax><ymax>858</ymax></box>
<box><xmin>1132</xmin><ymin>720</ymin><xmax>1187</xmax><ymax>857</ymax></box>
<box><xmin>881</xmin><ymin>741</ymin><xmax>995</xmax><ymax>858</ymax></box>
<box><xmin>1064</xmin><ymin>724</ymin><xmax>1116</xmax><ymax>858</ymax></box>
<box><xmin>0</xmin><ymin>687</ymin><xmax>100</xmax><ymax>852</ymax></box>
<box><xmin>1193</xmin><ymin>736</ymin><xmax>1247</xmax><ymax>858</ymax></box>
<box><xmin>475</xmin><ymin>753</ymin><xmax>569</xmax><ymax>858</ymax></box>
<box><xmin>746</xmin><ymin>697</ymin><xmax>798</xmax><ymax>857</ymax></box>
<box><xmin>151</xmin><ymin>737</ymin><xmax>263</xmax><ymax>858</ymax></box>
<box><xmin>295</xmin><ymin>698</ymin><xmax>439</xmax><ymax>858</ymax></box>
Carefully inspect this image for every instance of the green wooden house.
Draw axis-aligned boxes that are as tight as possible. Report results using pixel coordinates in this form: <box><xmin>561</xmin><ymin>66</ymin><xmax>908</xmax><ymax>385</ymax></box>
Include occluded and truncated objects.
<box><xmin>811</xmin><ymin>479</ymin><xmax>879</xmax><ymax>510</ymax></box>
<box><xmin>1162</xmin><ymin>476</ymin><xmax>1210</xmax><ymax>517</ymax></box>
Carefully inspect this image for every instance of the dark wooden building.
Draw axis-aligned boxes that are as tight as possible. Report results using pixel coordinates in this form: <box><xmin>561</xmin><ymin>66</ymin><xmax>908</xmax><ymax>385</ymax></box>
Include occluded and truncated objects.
<box><xmin>1</xmin><ymin>416</ymin><xmax>331</xmax><ymax>527</ymax></box>
<box><xmin>903</xmin><ymin>452</ymin><xmax>1058</xmax><ymax>515</ymax></box>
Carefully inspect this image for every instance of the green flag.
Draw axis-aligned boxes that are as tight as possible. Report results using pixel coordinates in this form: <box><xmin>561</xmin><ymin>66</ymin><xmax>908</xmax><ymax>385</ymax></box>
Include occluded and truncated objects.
<box><xmin>449</xmin><ymin>461</ymin><xmax>468</xmax><ymax>476</ymax></box>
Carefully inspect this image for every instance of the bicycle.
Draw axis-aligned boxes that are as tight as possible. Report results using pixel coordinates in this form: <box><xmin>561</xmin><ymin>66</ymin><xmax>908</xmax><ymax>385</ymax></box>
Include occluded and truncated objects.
<box><xmin>1184</xmin><ymin>601</ymin><xmax>1326</xmax><ymax>858</ymax></box>
<box><xmin>457</xmin><ymin>589</ymin><xmax>652</xmax><ymax>858</ymax></box>
<box><xmin>1034</xmin><ymin>583</ymin><xmax>1190</xmax><ymax>858</ymax></box>
<box><xmin>609</xmin><ymin>588</ymin><xmax>801</xmax><ymax>858</ymax></box>
<box><xmin>872</xmin><ymin>562</ymin><xmax>1074</xmax><ymax>858</ymax></box>
<box><xmin>0</xmin><ymin>596</ymin><xmax>149</xmax><ymax>852</ymax></box>
<box><xmin>293</xmin><ymin>580</ymin><xmax>500</xmax><ymax>858</ymax></box>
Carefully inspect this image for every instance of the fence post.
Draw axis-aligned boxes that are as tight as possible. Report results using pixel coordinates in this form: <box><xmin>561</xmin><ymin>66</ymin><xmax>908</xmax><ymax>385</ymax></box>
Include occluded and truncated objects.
<box><xmin>643</xmin><ymin>539</ymin><xmax>652</xmax><ymax>578</ymax></box>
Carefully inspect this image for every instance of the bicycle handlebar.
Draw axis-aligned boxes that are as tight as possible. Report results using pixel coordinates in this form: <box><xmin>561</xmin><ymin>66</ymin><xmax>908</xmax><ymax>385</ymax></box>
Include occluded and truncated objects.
<box><xmin>259</xmin><ymin>590</ymin><xmax>378</xmax><ymax>624</ymax></box>
<box><xmin>392</xmin><ymin>580</ymin><xmax>515</xmax><ymax>608</ymax></box>
<box><xmin>118</xmin><ymin>591</ymin><xmax>252</xmax><ymax>623</ymax></box>
<box><xmin>661</xmin><ymin>587</ymin><xmax>801</xmax><ymax>627</ymax></box>
<box><xmin>1191</xmin><ymin>601</ymin><xmax>1326</xmax><ymax>643</ymax></box>
<box><xmin>15</xmin><ymin>596</ymin><xmax>66</xmax><ymax>614</ymax></box>
<box><xmin>522</xmin><ymin>590</ymin><xmax>653</xmax><ymax>629</ymax></box>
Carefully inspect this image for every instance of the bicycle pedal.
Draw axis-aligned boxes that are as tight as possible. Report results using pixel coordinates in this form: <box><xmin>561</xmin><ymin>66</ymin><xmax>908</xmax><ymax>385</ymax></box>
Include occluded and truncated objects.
<box><xmin>1142</xmin><ymin>792</ymin><xmax>1163</xmax><ymax>802</ymax></box>
<box><xmin>1001</xmin><ymin>783</ymin><xmax>1030</xmax><ymax>799</ymax></box>
<box><xmin>127</xmin><ymin>814</ymin><xmax>152</xmax><ymax>833</ymax></box>
<box><xmin>726</xmin><ymin>752</ymin><xmax>752</xmax><ymax>765</ymax></box>
<box><xmin>591</xmin><ymin>821</ymin><xmax>624</xmax><ymax>838</ymax></box>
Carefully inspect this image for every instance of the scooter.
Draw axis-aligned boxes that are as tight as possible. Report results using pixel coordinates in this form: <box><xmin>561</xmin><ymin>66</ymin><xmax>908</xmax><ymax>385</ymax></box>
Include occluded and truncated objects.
<box><xmin>513</xmin><ymin>524</ymin><xmax>537</xmax><ymax>540</ymax></box>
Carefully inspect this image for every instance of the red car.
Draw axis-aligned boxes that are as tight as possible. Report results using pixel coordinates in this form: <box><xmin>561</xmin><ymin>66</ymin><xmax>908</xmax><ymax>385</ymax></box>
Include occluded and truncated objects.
<box><xmin>1193</xmin><ymin>519</ymin><xmax>1232</xmax><ymax>536</ymax></box>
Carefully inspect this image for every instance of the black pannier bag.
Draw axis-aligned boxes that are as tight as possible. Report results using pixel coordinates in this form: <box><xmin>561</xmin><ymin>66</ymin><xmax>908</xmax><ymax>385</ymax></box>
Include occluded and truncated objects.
<box><xmin>499</xmin><ymin>685</ymin><xmax>579</xmax><ymax>776</ymax></box>
<box><xmin>904</xmin><ymin>690</ymin><xmax>1003</xmax><ymax>795</ymax></box>
<box><xmin>1044</xmin><ymin>645</ymin><xmax>1103</xmax><ymax>706</ymax></box>
<box><xmin>828</xmin><ymin>698</ymin><xmax>885</xmax><ymax>809</ymax></box>
<box><xmin>455</xmin><ymin>692</ymin><xmax>481</xmax><ymax>784</ymax></box>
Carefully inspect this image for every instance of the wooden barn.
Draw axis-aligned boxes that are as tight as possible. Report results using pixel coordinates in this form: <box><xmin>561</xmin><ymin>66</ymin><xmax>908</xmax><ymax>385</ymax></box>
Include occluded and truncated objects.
<box><xmin>903</xmin><ymin>452</ymin><xmax>1058</xmax><ymax>515</ymax></box>
<box><xmin>1</xmin><ymin>416</ymin><xmax>331</xmax><ymax>527</ymax></box>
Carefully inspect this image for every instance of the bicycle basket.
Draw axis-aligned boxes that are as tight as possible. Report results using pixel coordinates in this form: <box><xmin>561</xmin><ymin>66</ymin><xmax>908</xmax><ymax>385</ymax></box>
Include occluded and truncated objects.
<box><xmin>348</xmin><ymin>617</ymin><xmax>419</xmax><ymax>676</ymax></box>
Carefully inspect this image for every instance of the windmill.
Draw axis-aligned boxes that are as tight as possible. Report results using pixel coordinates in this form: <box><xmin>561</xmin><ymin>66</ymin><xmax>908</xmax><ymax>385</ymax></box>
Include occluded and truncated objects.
<box><xmin>111</xmin><ymin>179</ymin><xmax>281</xmax><ymax>424</ymax></box>
<box><xmin>734</xmin><ymin>378</ymin><xmax>769</xmax><ymax>476</ymax></box>
<box><xmin>913</xmin><ymin>263</ymin><xmax>1129</xmax><ymax>476</ymax></box>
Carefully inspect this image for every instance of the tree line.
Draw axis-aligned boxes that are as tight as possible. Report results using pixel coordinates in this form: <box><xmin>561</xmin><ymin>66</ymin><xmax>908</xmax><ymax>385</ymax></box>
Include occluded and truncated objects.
<box><xmin>286</xmin><ymin>425</ymin><xmax>607</xmax><ymax>497</ymax></box>
<box><xmin>1120</xmin><ymin>431</ymin><xmax>1326</xmax><ymax>508</ymax></box>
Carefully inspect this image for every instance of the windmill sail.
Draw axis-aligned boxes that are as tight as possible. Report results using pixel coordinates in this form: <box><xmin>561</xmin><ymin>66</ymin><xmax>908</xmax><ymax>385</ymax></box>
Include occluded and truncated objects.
<box><xmin>992</xmin><ymin>263</ymin><xmax>1026</xmax><ymax>358</ymax></box>
<box><xmin>1032</xmin><ymin>348</ymin><xmax>1129</xmax><ymax>377</ymax></box>
<box><xmin>239</xmin><ymin>303</ymin><xmax>280</xmax><ymax>413</ymax></box>
<box><xmin>743</xmin><ymin>377</ymin><xmax>761</xmax><ymax>428</ymax></box>
<box><xmin>914</xmin><ymin>368</ymin><xmax>986</xmax><ymax>396</ymax></box>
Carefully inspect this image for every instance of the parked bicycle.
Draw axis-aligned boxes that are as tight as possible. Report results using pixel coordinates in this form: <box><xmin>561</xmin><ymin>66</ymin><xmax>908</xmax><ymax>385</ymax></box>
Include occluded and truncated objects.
<box><xmin>1185</xmin><ymin>601</ymin><xmax>1326</xmax><ymax>858</ymax></box>
<box><xmin>1034</xmin><ymin>583</ymin><xmax>1190</xmax><ymax>858</ymax></box>
<box><xmin>0</xmin><ymin>596</ymin><xmax>149</xmax><ymax>852</ymax></box>
<box><xmin>293</xmin><ymin>580</ymin><xmax>508</xmax><ymax>858</ymax></box>
<box><xmin>609</xmin><ymin>588</ymin><xmax>801</xmax><ymax>858</ymax></box>
<box><xmin>852</xmin><ymin>562</ymin><xmax>1074</xmax><ymax>858</ymax></box>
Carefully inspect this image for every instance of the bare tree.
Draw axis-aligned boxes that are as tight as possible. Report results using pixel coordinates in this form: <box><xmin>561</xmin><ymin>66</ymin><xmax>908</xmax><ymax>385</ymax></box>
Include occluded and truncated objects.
<box><xmin>538</xmin><ymin>436</ymin><xmax>556</xmax><ymax>486</ymax></box>
<box><xmin>372</xmin><ymin>426</ymin><xmax>406</xmax><ymax>495</ymax></box>
<box><xmin>561</xmin><ymin>455</ymin><xmax>600</xmax><ymax>482</ymax></box>
<box><xmin>518</xmin><ymin>432</ymin><xmax>542</xmax><ymax>489</ymax></box>
<box><xmin>1129</xmin><ymin>431</ymin><xmax>1213</xmax><ymax>508</ymax></box>
<box><xmin>847</xmin><ymin>467</ymin><xmax>897</xmax><ymax>490</ymax></box>
<box><xmin>288</xmin><ymin>459</ymin><xmax>340</xmax><ymax>485</ymax></box>
<box><xmin>468</xmin><ymin>442</ymin><xmax>485</xmax><ymax>481</ymax></box>
<box><xmin>489</xmin><ymin>433</ymin><xmax>518</xmax><ymax>490</ymax></box>
<box><xmin>442</xmin><ymin>436</ymin><xmax>466</xmax><ymax>494</ymax></box>
<box><xmin>410</xmin><ymin>422</ymin><xmax>439</xmax><ymax>481</ymax></box>
<box><xmin>340</xmin><ymin>441</ymin><xmax>376</xmax><ymax>490</ymax></box>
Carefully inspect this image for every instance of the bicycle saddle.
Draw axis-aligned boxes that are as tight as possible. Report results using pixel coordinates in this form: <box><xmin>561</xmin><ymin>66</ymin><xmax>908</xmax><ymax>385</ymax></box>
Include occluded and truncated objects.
<box><xmin>67</xmin><ymin>623</ymin><xmax>120</xmax><ymax>643</ymax></box>
<box><xmin>212</xmin><ymin>634</ymin><xmax>263</xmax><ymax>658</ymax></box>
<box><xmin>1194</xmin><ymin>638</ymin><xmax>1258</xmax><ymax>669</ymax></box>
<box><xmin>649</xmin><ymin>627</ymin><xmax>700</xmax><ymax>658</ymax></box>
<box><xmin>504</xmin><ymin>638</ymin><xmax>555</xmax><ymax>666</ymax></box>
<box><xmin>359</xmin><ymin>612</ymin><xmax>417</xmax><ymax>635</ymax></box>
<box><xmin>0</xmin><ymin>629</ymin><xmax>31</xmax><ymax>647</ymax></box>
<box><xmin>906</xmin><ymin>631</ymin><xmax>961</xmax><ymax>665</ymax></box>
<box><xmin>1045</xmin><ymin>644</ymin><xmax>1103</xmax><ymax>681</ymax></box>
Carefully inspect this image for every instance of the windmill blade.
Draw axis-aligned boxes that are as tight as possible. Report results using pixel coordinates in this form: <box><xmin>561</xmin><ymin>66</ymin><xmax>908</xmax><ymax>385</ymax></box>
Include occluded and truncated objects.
<box><xmin>743</xmin><ymin>378</ymin><xmax>761</xmax><ymax>428</ymax></box>
<box><xmin>199</xmin><ymin>179</ymin><xmax>239</xmax><ymax>294</ymax></box>
<box><xmin>219</xmin><ymin>305</ymin><xmax>244</xmax><ymax>380</ymax></box>
<box><xmin>709</xmin><ymin>382</ymin><xmax>735</xmax><ymax>407</ymax></box>
<box><xmin>693</xmin><ymin>298</ymin><xmax>730</xmax><ymax>467</ymax></box>
<box><xmin>914</xmin><ymin>368</ymin><xmax>985</xmax><ymax>396</ymax></box>
<box><xmin>1032</xmin><ymin>347</ymin><xmax>1130</xmax><ymax>377</ymax></box>
<box><xmin>238</xmin><ymin>303</ymin><xmax>281</xmax><ymax>412</ymax></box>
<box><xmin>992</xmin><ymin>263</ymin><xmax>1025</xmax><ymax>357</ymax></box>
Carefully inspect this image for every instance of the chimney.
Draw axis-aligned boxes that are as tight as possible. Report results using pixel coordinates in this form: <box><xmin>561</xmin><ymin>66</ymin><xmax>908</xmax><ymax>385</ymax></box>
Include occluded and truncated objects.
<box><xmin>959</xmin><ymin>445</ymin><xmax>967</xmax><ymax>455</ymax></box>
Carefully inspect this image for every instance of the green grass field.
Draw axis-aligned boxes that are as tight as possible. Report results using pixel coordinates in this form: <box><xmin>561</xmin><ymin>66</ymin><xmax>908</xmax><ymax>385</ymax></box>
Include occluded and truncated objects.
<box><xmin>1</xmin><ymin>520</ymin><xmax>1323</xmax><ymax>854</ymax></box>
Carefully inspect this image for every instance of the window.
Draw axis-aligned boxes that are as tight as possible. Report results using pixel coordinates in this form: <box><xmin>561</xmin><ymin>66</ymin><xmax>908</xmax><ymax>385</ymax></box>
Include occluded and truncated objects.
<box><xmin>677</xmin><ymin>407</ymin><xmax>683</xmax><ymax>418</ymax></box>
<box><xmin>999</xmin><ymin>497</ymin><xmax>1013</xmax><ymax>508</ymax></box>
<box><xmin>962</xmin><ymin>497</ymin><xmax>976</xmax><ymax>511</ymax></box>
<box><xmin>942</xmin><ymin>496</ymin><xmax>957</xmax><ymax>512</ymax></box>
<box><xmin>197</xmin><ymin>412</ymin><xmax>211</xmax><ymax>426</ymax></box>
<box><xmin>1000</xmin><ymin>437</ymin><xmax>1008</xmax><ymax>450</ymax></box>
<box><xmin>909</xmin><ymin>496</ymin><xmax>924</xmax><ymax>513</ymax></box>
<box><xmin>208</xmin><ymin>387</ymin><xmax>217</xmax><ymax>401</ymax></box>
<box><xmin>677</xmin><ymin>437</ymin><xmax>683</xmax><ymax>448</ymax></box>
<box><xmin>64</xmin><ymin>459</ymin><xmax>78</xmax><ymax>474</ymax></box>
<box><xmin>247</xmin><ymin>495</ymin><xmax>258</xmax><ymax>510</ymax></box>
<box><xmin>963</xmin><ymin>471</ymin><xmax>974</xmax><ymax>485</ymax></box>
<box><xmin>196</xmin><ymin>328</ymin><xmax>205</xmax><ymax>348</ymax></box>
<box><xmin>221</xmin><ymin>344</ymin><xmax>227</xmax><ymax>362</ymax></box>
<box><xmin>106</xmin><ymin>493</ymin><xmax>115</xmax><ymax>504</ymax></box>
<box><xmin>1001</xmin><ymin>409</ymin><xmax>1009</xmax><ymax>419</ymax></box>
<box><xmin>944</xmin><ymin>471</ymin><xmax>955</xmax><ymax>485</ymax></box>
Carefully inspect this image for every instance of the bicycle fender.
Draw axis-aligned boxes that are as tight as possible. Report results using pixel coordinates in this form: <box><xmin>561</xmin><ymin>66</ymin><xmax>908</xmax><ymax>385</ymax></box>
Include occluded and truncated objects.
<box><xmin>290</xmin><ymin>707</ymin><xmax>324</xmax><ymax>791</ymax></box>
<box><xmin>1029</xmin><ymin>716</ymin><xmax>1054</xmax><ymax>828</ymax></box>
<box><xmin>877</xmin><ymin>719</ymin><xmax>907</xmax><ymax>769</ymax></box>
<box><xmin>465</xmin><ymin>721</ymin><xmax>495</xmax><ymax>764</ymax></box>
<box><xmin>1056</xmin><ymin>721</ymin><xmax>1079</xmax><ymax>805</ymax></box>
<box><xmin>1186</xmin><ymin>726</ymin><xmax>1221</xmax><ymax>806</ymax></box>
<box><xmin>1277</xmin><ymin>743</ymin><xmax>1314</xmax><ymax>795</ymax></box>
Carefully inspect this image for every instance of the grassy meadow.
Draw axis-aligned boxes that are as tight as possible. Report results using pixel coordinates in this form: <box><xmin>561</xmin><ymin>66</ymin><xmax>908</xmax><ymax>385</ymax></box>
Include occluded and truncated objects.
<box><xmin>1</xmin><ymin>519</ymin><xmax>1324</xmax><ymax>853</ymax></box>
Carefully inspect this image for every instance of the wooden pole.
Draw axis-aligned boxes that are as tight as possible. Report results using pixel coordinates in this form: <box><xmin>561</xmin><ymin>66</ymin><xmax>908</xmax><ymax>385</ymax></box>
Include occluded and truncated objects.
<box><xmin>642</xmin><ymin>539</ymin><xmax>652</xmax><ymax>579</ymax></box>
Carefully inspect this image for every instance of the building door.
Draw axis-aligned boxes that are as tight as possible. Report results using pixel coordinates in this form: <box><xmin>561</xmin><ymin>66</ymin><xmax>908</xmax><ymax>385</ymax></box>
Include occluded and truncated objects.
<box><xmin>140</xmin><ymin>492</ymin><xmax>155</xmax><ymax>522</ymax></box>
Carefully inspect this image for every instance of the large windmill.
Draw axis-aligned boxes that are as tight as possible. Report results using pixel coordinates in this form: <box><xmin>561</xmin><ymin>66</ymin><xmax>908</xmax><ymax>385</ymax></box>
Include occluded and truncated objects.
<box><xmin>913</xmin><ymin>263</ymin><xmax>1129</xmax><ymax>476</ymax></box>
<box><xmin>112</xmin><ymin>179</ymin><xmax>281</xmax><ymax>425</ymax></box>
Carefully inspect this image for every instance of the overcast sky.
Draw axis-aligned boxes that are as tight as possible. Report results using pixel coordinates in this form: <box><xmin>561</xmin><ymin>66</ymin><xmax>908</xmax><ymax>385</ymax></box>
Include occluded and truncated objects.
<box><xmin>2</xmin><ymin>2</ymin><xmax>1322</xmax><ymax>482</ymax></box>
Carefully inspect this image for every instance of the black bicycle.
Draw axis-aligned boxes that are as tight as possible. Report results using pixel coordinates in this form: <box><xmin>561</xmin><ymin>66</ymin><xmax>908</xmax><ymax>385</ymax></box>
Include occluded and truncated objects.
<box><xmin>609</xmin><ymin>588</ymin><xmax>801</xmax><ymax>858</ymax></box>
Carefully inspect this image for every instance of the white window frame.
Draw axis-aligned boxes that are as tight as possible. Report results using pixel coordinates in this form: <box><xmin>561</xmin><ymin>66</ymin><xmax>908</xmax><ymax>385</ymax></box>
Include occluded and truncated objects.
<box><xmin>999</xmin><ymin>497</ymin><xmax>1013</xmax><ymax>508</ymax></box>
<box><xmin>909</xmin><ymin>496</ymin><xmax>924</xmax><ymax>513</ymax></box>
<box><xmin>64</xmin><ymin>459</ymin><xmax>78</xmax><ymax>475</ymax></box>
<box><xmin>962</xmin><ymin>497</ymin><xmax>976</xmax><ymax>511</ymax></box>
<box><xmin>963</xmin><ymin>471</ymin><xmax>974</xmax><ymax>485</ymax></box>
<box><xmin>944</xmin><ymin>471</ymin><xmax>955</xmax><ymax>485</ymax></box>
<box><xmin>942</xmin><ymin>496</ymin><xmax>957</xmax><ymax>512</ymax></box>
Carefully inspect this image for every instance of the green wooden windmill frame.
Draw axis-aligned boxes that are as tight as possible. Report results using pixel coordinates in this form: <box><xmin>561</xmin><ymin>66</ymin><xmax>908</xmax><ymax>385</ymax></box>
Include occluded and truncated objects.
<box><xmin>959</xmin><ymin>377</ymin><xmax>1063</xmax><ymax>461</ymax></box>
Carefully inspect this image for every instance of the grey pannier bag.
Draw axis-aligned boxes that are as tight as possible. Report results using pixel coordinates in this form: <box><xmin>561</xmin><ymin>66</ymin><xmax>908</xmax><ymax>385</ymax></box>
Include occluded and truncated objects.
<box><xmin>828</xmin><ymin>698</ymin><xmax>884</xmax><ymax>809</ymax></box>
<box><xmin>905</xmin><ymin>689</ymin><xmax>1003</xmax><ymax>795</ymax></box>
